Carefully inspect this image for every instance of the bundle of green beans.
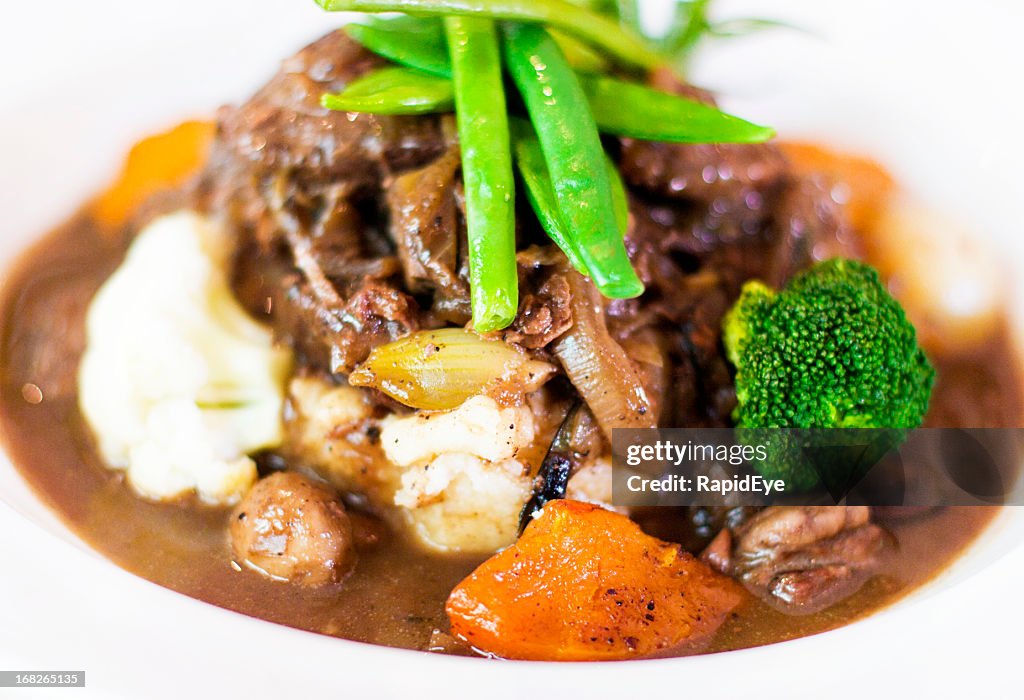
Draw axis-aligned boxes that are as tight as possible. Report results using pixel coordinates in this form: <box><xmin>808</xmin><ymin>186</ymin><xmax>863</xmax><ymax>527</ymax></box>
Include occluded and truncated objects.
<box><xmin>315</xmin><ymin>0</ymin><xmax>774</xmax><ymax>332</ymax></box>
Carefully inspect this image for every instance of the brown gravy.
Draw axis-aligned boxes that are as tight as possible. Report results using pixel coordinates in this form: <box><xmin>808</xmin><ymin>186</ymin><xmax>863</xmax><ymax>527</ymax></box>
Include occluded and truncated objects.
<box><xmin>1</xmin><ymin>208</ymin><xmax>1021</xmax><ymax>656</ymax></box>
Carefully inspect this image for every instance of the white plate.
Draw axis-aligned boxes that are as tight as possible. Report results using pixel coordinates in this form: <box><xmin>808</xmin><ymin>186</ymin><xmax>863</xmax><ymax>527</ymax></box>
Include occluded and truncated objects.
<box><xmin>1</xmin><ymin>1</ymin><xmax>1022</xmax><ymax>698</ymax></box>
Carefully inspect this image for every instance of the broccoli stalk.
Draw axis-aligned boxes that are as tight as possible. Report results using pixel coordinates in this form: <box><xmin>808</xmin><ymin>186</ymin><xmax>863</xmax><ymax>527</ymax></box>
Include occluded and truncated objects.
<box><xmin>723</xmin><ymin>258</ymin><xmax>935</xmax><ymax>490</ymax></box>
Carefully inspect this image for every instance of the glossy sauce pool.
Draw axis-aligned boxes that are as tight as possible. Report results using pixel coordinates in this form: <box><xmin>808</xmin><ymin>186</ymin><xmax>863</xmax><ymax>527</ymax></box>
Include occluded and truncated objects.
<box><xmin>1</xmin><ymin>207</ymin><xmax>1021</xmax><ymax>657</ymax></box>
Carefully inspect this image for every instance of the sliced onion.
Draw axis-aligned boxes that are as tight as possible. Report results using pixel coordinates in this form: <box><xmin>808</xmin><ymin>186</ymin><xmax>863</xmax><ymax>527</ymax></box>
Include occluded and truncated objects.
<box><xmin>553</xmin><ymin>271</ymin><xmax>656</xmax><ymax>438</ymax></box>
<box><xmin>619</xmin><ymin>327</ymin><xmax>669</xmax><ymax>426</ymax></box>
<box><xmin>349</xmin><ymin>328</ymin><xmax>554</xmax><ymax>410</ymax></box>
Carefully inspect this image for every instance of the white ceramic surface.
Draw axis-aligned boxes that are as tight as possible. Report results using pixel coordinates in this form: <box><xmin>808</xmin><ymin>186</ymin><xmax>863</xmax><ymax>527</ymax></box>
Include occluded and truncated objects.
<box><xmin>1</xmin><ymin>1</ymin><xmax>1022</xmax><ymax>698</ymax></box>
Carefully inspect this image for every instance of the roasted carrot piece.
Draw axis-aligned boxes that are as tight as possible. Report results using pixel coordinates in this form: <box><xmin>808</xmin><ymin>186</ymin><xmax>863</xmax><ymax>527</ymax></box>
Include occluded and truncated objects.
<box><xmin>446</xmin><ymin>500</ymin><xmax>745</xmax><ymax>661</ymax></box>
<box><xmin>95</xmin><ymin>120</ymin><xmax>215</xmax><ymax>225</ymax></box>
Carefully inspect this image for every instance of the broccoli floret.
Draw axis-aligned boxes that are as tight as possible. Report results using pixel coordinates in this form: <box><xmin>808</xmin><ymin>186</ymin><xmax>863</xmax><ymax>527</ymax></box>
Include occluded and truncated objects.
<box><xmin>723</xmin><ymin>258</ymin><xmax>935</xmax><ymax>489</ymax></box>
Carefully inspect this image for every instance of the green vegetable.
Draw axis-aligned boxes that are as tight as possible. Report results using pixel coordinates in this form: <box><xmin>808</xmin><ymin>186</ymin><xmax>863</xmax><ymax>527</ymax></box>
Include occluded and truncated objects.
<box><xmin>344</xmin><ymin>15</ymin><xmax>611</xmax><ymax>75</ymax></box>
<box><xmin>344</xmin><ymin>16</ymin><xmax>452</xmax><ymax>77</ymax></box>
<box><xmin>723</xmin><ymin>258</ymin><xmax>935</xmax><ymax>488</ymax></box>
<box><xmin>322</xmin><ymin>62</ymin><xmax>773</xmax><ymax>147</ymax></box>
<box><xmin>659</xmin><ymin>0</ymin><xmax>797</xmax><ymax>74</ymax></box>
<box><xmin>320</xmin><ymin>66</ymin><xmax>454</xmax><ymax>114</ymax></box>
<box><xmin>548</xmin><ymin>29</ymin><xmax>609</xmax><ymax>73</ymax></box>
<box><xmin>580</xmin><ymin>74</ymin><xmax>774</xmax><ymax>143</ymax></box>
<box><xmin>725</xmin><ymin>258</ymin><xmax>934</xmax><ymax>429</ymax></box>
<box><xmin>502</xmin><ymin>23</ymin><xmax>642</xmax><ymax>299</ymax></box>
<box><xmin>706</xmin><ymin>17</ymin><xmax>802</xmax><ymax>38</ymax></box>
<box><xmin>315</xmin><ymin>0</ymin><xmax>663</xmax><ymax>69</ymax></box>
<box><xmin>614</xmin><ymin>0</ymin><xmax>641</xmax><ymax>33</ymax></box>
<box><xmin>605</xmin><ymin>152</ymin><xmax>630</xmax><ymax>239</ymax></box>
<box><xmin>661</xmin><ymin>0</ymin><xmax>712</xmax><ymax>70</ymax></box>
<box><xmin>445</xmin><ymin>16</ymin><xmax>518</xmax><ymax>331</ymax></box>
<box><xmin>511</xmin><ymin>120</ymin><xmax>628</xmax><ymax>276</ymax></box>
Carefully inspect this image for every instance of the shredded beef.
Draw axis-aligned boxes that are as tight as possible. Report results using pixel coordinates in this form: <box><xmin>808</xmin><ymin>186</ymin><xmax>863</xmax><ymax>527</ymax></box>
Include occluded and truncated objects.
<box><xmin>504</xmin><ymin>261</ymin><xmax>573</xmax><ymax>350</ymax></box>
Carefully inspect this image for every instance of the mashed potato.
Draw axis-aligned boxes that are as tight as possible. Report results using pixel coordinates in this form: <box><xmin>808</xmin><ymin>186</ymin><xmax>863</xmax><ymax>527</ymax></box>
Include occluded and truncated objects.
<box><xmin>78</xmin><ymin>211</ymin><xmax>291</xmax><ymax>504</ymax></box>
<box><xmin>383</xmin><ymin>395</ymin><xmax>534</xmax><ymax>552</ymax></box>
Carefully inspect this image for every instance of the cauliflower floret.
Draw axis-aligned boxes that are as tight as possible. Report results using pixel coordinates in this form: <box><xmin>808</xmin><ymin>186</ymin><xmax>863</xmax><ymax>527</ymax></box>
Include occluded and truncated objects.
<box><xmin>383</xmin><ymin>395</ymin><xmax>535</xmax><ymax>552</ymax></box>
<box><xmin>78</xmin><ymin>211</ymin><xmax>291</xmax><ymax>504</ymax></box>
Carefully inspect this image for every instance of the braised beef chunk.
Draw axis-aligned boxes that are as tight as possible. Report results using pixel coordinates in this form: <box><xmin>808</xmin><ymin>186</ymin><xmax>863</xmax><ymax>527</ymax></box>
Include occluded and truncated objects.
<box><xmin>386</xmin><ymin>142</ymin><xmax>472</xmax><ymax>325</ymax></box>
<box><xmin>619</xmin><ymin>139</ymin><xmax>789</xmax><ymax>208</ymax></box>
<box><xmin>504</xmin><ymin>251</ymin><xmax>573</xmax><ymax>349</ymax></box>
<box><xmin>213</xmin><ymin>31</ymin><xmax>445</xmax><ymax>193</ymax></box>
<box><xmin>286</xmin><ymin>277</ymin><xmax>422</xmax><ymax>375</ymax></box>
<box><xmin>702</xmin><ymin>506</ymin><xmax>891</xmax><ymax>614</ymax></box>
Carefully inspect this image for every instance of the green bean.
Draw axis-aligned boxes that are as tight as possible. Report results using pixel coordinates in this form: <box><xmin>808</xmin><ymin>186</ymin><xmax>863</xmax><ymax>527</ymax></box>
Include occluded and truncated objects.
<box><xmin>511</xmin><ymin>120</ymin><xmax>588</xmax><ymax>275</ymax></box>
<box><xmin>581</xmin><ymin>73</ymin><xmax>775</xmax><ymax>143</ymax></box>
<box><xmin>548</xmin><ymin>29</ymin><xmax>609</xmax><ymax>74</ymax></box>
<box><xmin>320</xmin><ymin>66</ymin><xmax>454</xmax><ymax>115</ymax></box>
<box><xmin>503</xmin><ymin>23</ymin><xmax>642</xmax><ymax>299</ymax></box>
<box><xmin>445</xmin><ymin>16</ymin><xmax>518</xmax><ymax>331</ymax></box>
<box><xmin>315</xmin><ymin>0</ymin><xmax>663</xmax><ymax>69</ymax></box>
<box><xmin>347</xmin><ymin>19</ymin><xmax>609</xmax><ymax>76</ymax></box>
<box><xmin>324</xmin><ymin>68</ymin><xmax>774</xmax><ymax>144</ymax></box>
<box><xmin>570</xmin><ymin>0</ymin><xmax>619</xmax><ymax>13</ymax></box>
<box><xmin>344</xmin><ymin>16</ymin><xmax>452</xmax><ymax>77</ymax></box>
<box><xmin>511</xmin><ymin>119</ymin><xmax>628</xmax><ymax>277</ymax></box>
<box><xmin>605</xmin><ymin>151</ymin><xmax>630</xmax><ymax>236</ymax></box>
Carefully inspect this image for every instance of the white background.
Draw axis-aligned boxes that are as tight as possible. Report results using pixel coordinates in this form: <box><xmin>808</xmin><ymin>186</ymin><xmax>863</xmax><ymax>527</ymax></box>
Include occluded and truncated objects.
<box><xmin>1</xmin><ymin>1</ymin><xmax>1022</xmax><ymax>698</ymax></box>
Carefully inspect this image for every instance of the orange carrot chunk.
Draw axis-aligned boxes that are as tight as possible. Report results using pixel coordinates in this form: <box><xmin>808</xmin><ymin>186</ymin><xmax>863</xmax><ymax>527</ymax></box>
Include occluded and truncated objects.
<box><xmin>95</xmin><ymin>120</ymin><xmax>215</xmax><ymax>226</ymax></box>
<box><xmin>446</xmin><ymin>500</ymin><xmax>745</xmax><ymax>661</ymax></box>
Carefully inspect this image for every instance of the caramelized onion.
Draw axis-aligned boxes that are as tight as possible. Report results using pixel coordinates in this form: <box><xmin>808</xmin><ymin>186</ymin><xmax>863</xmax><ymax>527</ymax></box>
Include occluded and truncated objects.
<box><xmin>619</xmin><ymin>327</ymin><xmax>670</xmax><ymax>426</ymax></box>
<box><xmin>553</xmin><ymin>271</ymin><xmax>656</xmax><ymax>438</ymax></box>
<box><xmin>349</xmin><ymin>328</ymin><xmax>553</xmax><ymax>410</ymax></box>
